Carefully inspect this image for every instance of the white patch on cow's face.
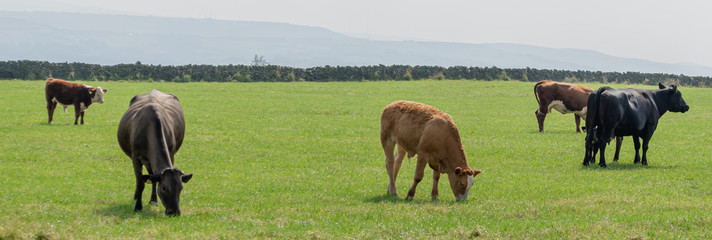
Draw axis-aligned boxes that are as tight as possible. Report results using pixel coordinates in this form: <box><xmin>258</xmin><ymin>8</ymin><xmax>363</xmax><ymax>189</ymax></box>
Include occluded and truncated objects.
<box><xmin>92</xmin><ymin>87</ymin><xmax>105</xmax><ymax>104</ymax></box>
<box><xmin>548</xmin><ymin>100</ymin><xmax>573</xmax><ymax>114</ymax></box>
<box><xmin>456</xmin><ymin>175</ymin><xmax>475</xmax><ymax>201</ymax></box>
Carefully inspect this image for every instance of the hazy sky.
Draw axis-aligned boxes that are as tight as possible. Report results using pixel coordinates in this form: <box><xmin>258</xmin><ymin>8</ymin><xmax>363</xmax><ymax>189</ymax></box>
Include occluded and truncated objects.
<box><xmin>6</xmin><ymin>0</ymin><xmax>712</xmax><ymax>66</ymax></box>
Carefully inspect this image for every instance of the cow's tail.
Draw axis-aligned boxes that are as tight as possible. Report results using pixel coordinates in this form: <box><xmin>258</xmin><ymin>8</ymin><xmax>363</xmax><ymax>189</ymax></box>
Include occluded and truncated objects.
<box><xmin>583</xmin><ymin>86</ymin><xmax>608</xmax><ymax>165</ymax></box>
<box><xmin>533</xmin><ymin>81</ymin><xmax>545</xmax><ymax>105</ymax></box>
<box><xmin>585</xmin><ymin>87</ymin><xmax>611</xmax><ymax>146</ymax></box>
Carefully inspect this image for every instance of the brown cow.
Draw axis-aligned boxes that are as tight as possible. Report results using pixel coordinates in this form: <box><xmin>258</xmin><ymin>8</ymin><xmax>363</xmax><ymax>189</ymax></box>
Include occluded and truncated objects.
<box><xmin>534</xmin><ymin>80</ymin><xmax>592</xmax><ymax>132</ymax></box>
<box><xmin>380</xmin><ymin>100</ymin><xmax>482</xmax><ymax>201</ymax></box>
<box><xmin>45</xmin><ymin>78</ymin><xmax>107</xmax><ymax>125</ymax></box>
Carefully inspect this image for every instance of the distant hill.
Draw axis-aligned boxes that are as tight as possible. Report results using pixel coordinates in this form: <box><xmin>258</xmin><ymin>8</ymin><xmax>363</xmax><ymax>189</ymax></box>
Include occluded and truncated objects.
<box><xmin>2</xmin><ymin>11</ymin><xmax>712</xmax><ymax>76</ymax></box>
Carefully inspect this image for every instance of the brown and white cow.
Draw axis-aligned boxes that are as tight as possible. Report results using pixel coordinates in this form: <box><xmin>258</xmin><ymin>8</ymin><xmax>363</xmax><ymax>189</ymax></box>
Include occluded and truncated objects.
<box><xmin>117</xmin><ymin>90</ymin><xmax>192</xmax><ymax>216</ymax></box>
<box><xmin>45</xmin><ymin>78</ymin><xmax>107</xmax><ymax>125</ymax></box>
<box><xmin>380</xmin><ymin>100</ymin><xmax>482</xmax><ymax>201</ymax></box>
<box><xmin>534</xmin><ymin>80</ymin><xmax>592</xmax><ymax>132</ymax></box>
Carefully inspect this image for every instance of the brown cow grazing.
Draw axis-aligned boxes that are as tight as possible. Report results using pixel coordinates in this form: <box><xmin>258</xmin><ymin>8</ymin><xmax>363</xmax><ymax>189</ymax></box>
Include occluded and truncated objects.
<box><xmin>534</xmin><ymin>80</ymin><xmax>592</xmax><ymax>132</ymax></box>
<box><xmin>45</xmin><ymin>78</ymin><xmax>107</xmax><ymax>125</ymax></box>
<box><xmin>381</xmin><ymin>100</ymin><xmax>482</xmax><ymax>201</ymax></box>
<box><xmin>117</xmin><ymin>90</ymin><xmax>193</xmax><ymax>216</ymax></box>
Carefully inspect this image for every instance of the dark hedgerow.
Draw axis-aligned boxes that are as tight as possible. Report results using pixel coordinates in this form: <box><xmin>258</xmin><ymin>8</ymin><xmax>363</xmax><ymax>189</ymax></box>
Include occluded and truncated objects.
<box><xmin>0</xmin><ymin>60</ymin><xmax>709</xmax><ymax>87</ymax></box>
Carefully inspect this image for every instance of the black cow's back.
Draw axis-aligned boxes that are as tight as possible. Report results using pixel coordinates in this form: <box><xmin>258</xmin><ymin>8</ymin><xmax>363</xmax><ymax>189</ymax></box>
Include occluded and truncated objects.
<box><xmin>117</xmin><ymin>90</ymin><xmax>185</xmax><ymax>162</ymax></box>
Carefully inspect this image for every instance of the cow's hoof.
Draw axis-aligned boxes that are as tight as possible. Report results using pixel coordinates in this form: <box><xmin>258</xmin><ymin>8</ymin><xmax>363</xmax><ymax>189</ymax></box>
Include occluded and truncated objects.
<box><xmin>405</xmin><ymin>196</ymin><xmax>414</xmax><ymax>201</ymax></box>
<box><xmin>599</xmin><ymin>164</ymin><xmax>607</xmax><ymax>168</ymax></box>
<box><xmin>150</xmin><ymin>201</ymin><xmax>158</xmax><ymax>206</ymax></box>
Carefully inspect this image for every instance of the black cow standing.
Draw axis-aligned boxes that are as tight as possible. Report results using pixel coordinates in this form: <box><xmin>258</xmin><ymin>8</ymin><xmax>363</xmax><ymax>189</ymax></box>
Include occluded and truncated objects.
<box><xmin>117</xmin><ymin>90</ymin><xmax>193</xmax><ymax>216</ymax></box>
<box><xmin>583</xmin><ymin>87</ymin><xmax>624</xmax><ymax>165</ymax></box>
<box><xmin>583</xmin><ymin>83</ymin><xmax>689</xmax><ymax>167</ymax></box>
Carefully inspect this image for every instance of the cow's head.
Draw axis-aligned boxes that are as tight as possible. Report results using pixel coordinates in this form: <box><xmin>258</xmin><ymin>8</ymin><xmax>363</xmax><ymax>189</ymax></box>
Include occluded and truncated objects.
<box><xmin>448</xmin><ymin>167</ymin><xmax>482</xmax><ymax>201</ymax></box>
<box><xmin>89</xmin><ymin>87</ymin><xmax>107</xmax><ymax>104</ymax></box>
<box><xmin>143</xmin><ymin>168</ymin><xmax>193</xmax><ymax>216</ymax></box>
<box><xmin>659</xmin><ymin>83</ymin><xmax>689</xmax><ymax>113</ymax></box>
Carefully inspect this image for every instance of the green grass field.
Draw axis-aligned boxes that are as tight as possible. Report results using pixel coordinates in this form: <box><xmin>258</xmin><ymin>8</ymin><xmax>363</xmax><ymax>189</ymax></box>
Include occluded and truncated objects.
<box><xmin>1</xmin><ymin>80</ymin><xmax>711</xmax><ymax>239</ymax></box>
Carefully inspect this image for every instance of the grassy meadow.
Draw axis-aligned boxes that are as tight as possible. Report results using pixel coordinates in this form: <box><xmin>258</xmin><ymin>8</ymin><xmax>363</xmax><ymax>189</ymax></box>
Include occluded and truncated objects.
<box><xmin>1</xmin><ymin>80</ymin><xmax>711</xmax><ymax>239</ymax></box>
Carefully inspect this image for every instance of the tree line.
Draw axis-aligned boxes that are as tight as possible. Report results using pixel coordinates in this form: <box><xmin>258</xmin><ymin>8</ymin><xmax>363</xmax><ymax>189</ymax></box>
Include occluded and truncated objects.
<box><xmin>1</xmin><ymin>60</ymin><xmax>710</xmax><ymax>87</ymax></box>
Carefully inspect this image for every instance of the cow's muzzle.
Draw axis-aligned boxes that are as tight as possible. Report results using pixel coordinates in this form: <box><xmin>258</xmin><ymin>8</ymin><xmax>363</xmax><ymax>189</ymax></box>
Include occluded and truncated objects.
<box><xmin>456</xmin><ymin>194</ymin><xmax>468</xmax><ymax>201</ymax></box>
<box><xmin>165</xmin><ymin>209</ymin><xmax>180</xmax><ymax>216</ymax></box>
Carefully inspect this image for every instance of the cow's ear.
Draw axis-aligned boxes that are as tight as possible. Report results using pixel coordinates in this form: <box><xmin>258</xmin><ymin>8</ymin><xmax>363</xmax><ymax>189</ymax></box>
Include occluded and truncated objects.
<box><xmin>102</xmin><ymin>89</ymin><xmax>107</xmax><ymax>93</ymax></box>
<box><xmin>141</xmin><ymin>174</ymin><xmax>161</xmax><ymax>184</ymax></box>
<box><xmin>181</xmin><ymin>173</ymin><xmax>193</xmax><ymax>183</ymax></box>
<box><xmin>141</xmin><ymin>175</ymin><xmax>151</xmax><ymax>184</ymax></box>
<box><xmin>88</xmin><ymin>89</ymin><xmax>93</xmax><ymax>95</ymax></box>
<box><xmin>671</xmin><ymin>84</ymin><xmax>677</xmax><ymax>91</ymax></box>
<box><xmin>658</xmin><ymin>83</ymin><xmax>665</xmax><ymax>89</ymax></box>
<box><xmin>473</xmin><ymin>169</ymin><xmax>482</xmax><ymax>177</ymax></box>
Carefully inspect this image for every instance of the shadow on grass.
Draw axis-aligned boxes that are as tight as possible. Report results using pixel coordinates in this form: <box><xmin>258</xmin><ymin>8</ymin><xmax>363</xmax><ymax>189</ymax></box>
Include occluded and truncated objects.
<box><xmin>364</xmin><ymin>194</ymin><xmax>465</xmax><ymax>205</ymax></box>
<box><xmin>531</xmin><ymin>129</ymin><xmax>587</xmax><ymax>136</ymax></box>
<box><xmin>364</xmin><ymin>194</ymin><xmax>400</xmax><ymax>203</ymax></box>
<box><xmin>579</xmin><ymin>161</ymin><xmax>677</xmax><ymax>171</ymax></box>
<box><xmin>94</xmin><ymin>201</ymin><xmax>163</xmax><ymax>219</ymax></box>
<box><xmin>39</xmin><ymin>121</ymin><xmax>74</xmax><ymax>126</ymax></box>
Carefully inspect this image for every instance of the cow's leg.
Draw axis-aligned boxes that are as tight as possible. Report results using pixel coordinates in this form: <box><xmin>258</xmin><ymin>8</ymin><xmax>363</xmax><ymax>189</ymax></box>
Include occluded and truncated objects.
<box><xmin>144</xmin><ymin>165</ymin><xmax>159</xmax><ymax>206</ymax></box>
<box><xmin>132</xmin><ymin>158</ymin><xmax>145</xmax><ymax>212</ymax></box>
<box><xmin>598</xmin><ymin>123</ymin><xmax>619</xmax><ymax>168</ymax></box>
<box><xmin>149</xmin><ymin>182</ymin><xmax>158</xmax><ymax>206</ymax></box>
<box><xmin>597</xmin><ymin>141</ymin><xmax>607</xmax><ymax>167</ymax></box>
<box><xmin>392</xmin><ymin>146</ymin><xmax>406</xmax><ymax>187</ymax></box>
<box><xmin>80</xmin><ymin>111</ymin><xmax>85</xmax><ymax>125</ymax></box>
<box><xmin>73</xmin><ymin>103</ymin><xmax>81</xmax><ymax>125</ymax></box>
<box><xmin>574</xmin><ymin>114</ymin><xmax>581</xmax><ymax>132</ymax></box>
<box><xmin>406</xmin><ymin>154</ymin><xmax>427</xmax><ymax>200</ymax></box>
<box><xmin>613</xmin><ymin>136</ymin><xmax>623</xmax><ymax>161</ymax></box>
<box><xmin>535</xmin><ymin>110</ymin><xmax>546</xmax><ymax>132</ymax></box>
<box><xmin>47</xmin><ymin>100</ymin><xmax>57</xmax><ymax>124</ymax></box>
<box><xmin>382</xmin><ymin>138</ymin><xmax>398</xmax><ymax>196</ymax></box>
<box><xmin>583</xmin><ymin>134</ymin><xmax>593</xmax><ymax>166</ymax></box>
<box><xmin>632</xmin><ymin>136</ymin><xmax>641</xmax><ymax>164</ymax></box>
<box><xmin>641</xmin><ymin>136</ymin><xmax>651</xmax><ymax>165</ymax></box>
<box><xmin>431</xmin><ymin>170</ymin><xmax>440</xmax><ymax>200</ymax></box>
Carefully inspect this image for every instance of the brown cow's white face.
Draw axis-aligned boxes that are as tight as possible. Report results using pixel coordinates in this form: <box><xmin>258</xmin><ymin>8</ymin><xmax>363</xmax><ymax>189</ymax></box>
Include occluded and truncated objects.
<box><xmin>91</xmin><ymin>87</ymin><xmax>107</xmax><ymax>104</ymax></box>
<box><xmin>449</xmin><ymin>168</ymin><xmax>481</xmax><ymax>201</ymax></box>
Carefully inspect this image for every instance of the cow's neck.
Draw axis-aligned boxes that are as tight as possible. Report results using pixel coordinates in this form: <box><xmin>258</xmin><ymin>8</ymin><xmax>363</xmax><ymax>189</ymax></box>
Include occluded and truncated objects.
<box><xmin>444</xmin><ymin>145</ymin><xmax>470</xmax><ymax>173</ymax></box>
<box><xmin>651</xmin><ymin>89</ymin><xmax>671</xmax><ymax>117</ymax></box>
<box><xmin>149</xmin><ymin>137</ymin><xmax>174</xmax><ymax>174</ymax></box>
<box><xmin>147</xmin><ymin>117</ymin><xmax>174</xmax><ymax>173</ymax></box>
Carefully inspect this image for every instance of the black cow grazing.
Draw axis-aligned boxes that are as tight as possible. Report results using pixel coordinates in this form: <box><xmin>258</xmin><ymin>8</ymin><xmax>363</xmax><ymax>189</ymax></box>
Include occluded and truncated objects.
<box><xmin>583</xmin><ymin>83</ymin><xmax>689</xmax><ymax>167</ymax></box>
<box><xmin>117</xmin><ymin>90</ymin><xmax>193</xmax><ymax>216</ymax></box>
<box><xmin>45</xmin><ymin>78</ymin><xmax>107</xmax><ymax>125</ymax></box>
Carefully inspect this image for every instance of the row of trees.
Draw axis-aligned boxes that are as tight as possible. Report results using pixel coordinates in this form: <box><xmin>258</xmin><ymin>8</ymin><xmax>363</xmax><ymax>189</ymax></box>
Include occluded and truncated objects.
<box><xmin>1</xmin><ymin>60</ymin><xmax>710</xmax><ymax>87</ymax></box>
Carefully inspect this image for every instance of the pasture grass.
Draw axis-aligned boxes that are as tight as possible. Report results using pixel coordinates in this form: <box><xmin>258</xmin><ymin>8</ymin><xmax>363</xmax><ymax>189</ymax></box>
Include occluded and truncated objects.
<box><xmin>1</xmin><ymin>80</ymin><xmax>711</xmax><ymax>239</ymax></box>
